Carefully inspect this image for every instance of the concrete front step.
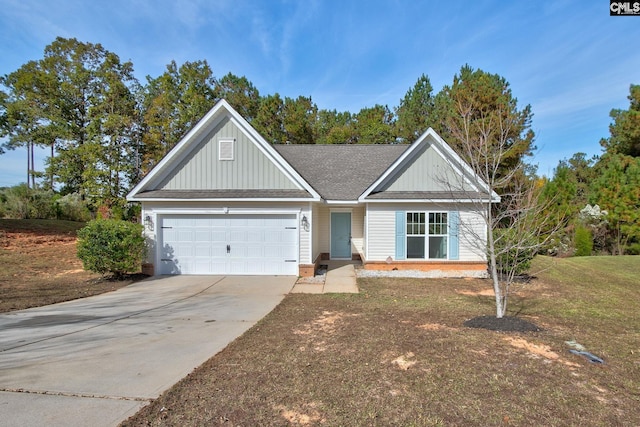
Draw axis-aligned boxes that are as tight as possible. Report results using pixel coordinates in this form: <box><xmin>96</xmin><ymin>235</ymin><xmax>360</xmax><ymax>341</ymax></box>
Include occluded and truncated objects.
<box><xmin>291</xmin><ymin>262</ymin><xmax>359</xmax><ymax>294</ymax></box>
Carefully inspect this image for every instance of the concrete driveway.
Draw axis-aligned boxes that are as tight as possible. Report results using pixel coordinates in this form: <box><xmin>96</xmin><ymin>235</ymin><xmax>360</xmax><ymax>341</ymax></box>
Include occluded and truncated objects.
<box><xmin>0</xmin><ymin>275</ymin><xmax>295</xmax><ymax>427</ymax></box>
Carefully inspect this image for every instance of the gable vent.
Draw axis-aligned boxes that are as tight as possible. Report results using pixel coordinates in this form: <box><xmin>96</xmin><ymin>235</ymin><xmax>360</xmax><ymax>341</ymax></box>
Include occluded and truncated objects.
<box><xmin>219</xmin><ymin>138</ymin><xmax>235</xmax><ymax>161</ymax></box>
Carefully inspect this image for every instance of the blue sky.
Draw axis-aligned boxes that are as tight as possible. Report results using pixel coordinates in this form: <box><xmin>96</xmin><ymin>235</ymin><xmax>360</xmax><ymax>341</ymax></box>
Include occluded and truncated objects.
<box><xmin>1</xmin><ymin>0</ymin><xmax>639</xmax><ymax>186</ymax></box>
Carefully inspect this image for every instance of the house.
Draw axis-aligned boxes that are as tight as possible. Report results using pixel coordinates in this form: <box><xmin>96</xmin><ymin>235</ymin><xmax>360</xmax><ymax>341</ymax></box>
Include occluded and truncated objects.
<box><xmin>127</xmin><ymin>99</ymin><xmax>499</xmax><ymax>278</ymax></box>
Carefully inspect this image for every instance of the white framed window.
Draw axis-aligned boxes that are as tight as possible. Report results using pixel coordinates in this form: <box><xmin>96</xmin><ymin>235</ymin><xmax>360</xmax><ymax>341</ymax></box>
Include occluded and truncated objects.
<box><xmin>406</xmin><ymin>211</ymin><xmax>448</xmax><ymax>259</ymax></box>
<box><xmin>406</xmin><ymin>212</ymin><xmax>425</xmax><ymax>258</ymax></box>
<box><xmin>428</xmin><ymin>212</ymin><xmax>448</xmax><ymax>259</ymax></box>
<box><xmin>218</xmin><ymin>138</ymin><xmax>235</xmax><ymax>161</ymax></box>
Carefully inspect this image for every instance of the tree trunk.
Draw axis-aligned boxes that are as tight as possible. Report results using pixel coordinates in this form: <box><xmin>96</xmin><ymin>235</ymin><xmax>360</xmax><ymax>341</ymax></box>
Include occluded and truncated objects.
<box><xmin>31</xmin><ymin>142</ymin><xmax>35</xmax><ymax>188</ymax></box>
<box><xmin>50</xmin><ymin>142</ymin><xmax>55</xmax><ymax>189</ymax></box>
<box><xmin>26</xmin><ymin>142</ymin><xmax>31</xmax><ymax>189</ymax></box>
<box><xmin>486</xmin><ymin>204</ymin><xmax>506</xmax><ymax>318</ymax></box>
<box><xmin>489</xmin><ymin>237</ymin><xmax>505</xmax><ymax>318</ymax></box>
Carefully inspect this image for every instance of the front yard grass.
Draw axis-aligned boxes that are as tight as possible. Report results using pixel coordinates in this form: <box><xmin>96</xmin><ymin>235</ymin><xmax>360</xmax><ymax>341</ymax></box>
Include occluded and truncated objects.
<box><xmin>0</xmin><ymin>219</ymin><xmax>139</xmax><ymax>312</ymax></box>
<box><xmin>122</xmin><ymin>256</ymin><xmax>640</xmax><ymax>426</ymax></box>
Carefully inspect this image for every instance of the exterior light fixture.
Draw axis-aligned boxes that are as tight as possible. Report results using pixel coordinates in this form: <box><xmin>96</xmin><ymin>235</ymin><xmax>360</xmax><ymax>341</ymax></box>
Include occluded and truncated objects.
<box><xmin>144</xmin><ymin>215</ymin><xmax>154</xmax><ymax>231</ymax></box>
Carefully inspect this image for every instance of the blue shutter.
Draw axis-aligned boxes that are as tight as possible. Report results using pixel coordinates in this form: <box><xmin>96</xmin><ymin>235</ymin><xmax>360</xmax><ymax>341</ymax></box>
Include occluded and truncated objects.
<box><xmin>395</xmin><ymin>211</ymin><xmax>406</xmax><ymax>260</ymax></box>
<box><xmin>449</xmin><ymin>211</ymin><xmax>459</xmax><ymax>260</ymax></box>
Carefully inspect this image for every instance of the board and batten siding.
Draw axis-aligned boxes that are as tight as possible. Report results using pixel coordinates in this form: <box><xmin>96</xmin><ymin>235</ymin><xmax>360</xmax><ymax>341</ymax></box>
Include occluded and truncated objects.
<box><xmin>140</xmin><ymin>201</ymin><xmax>311</xmax><ymax>265</ymax></box>
<box><xmin>157</xmin><ymin>117</ymin><xmax>299</xmax><ymax>191</ymax></box>
<box><xmin>366</xmin><ymin>203</ymin><xmax>486</xmax><ymax>262</ymax></box>
<box><xmin>380</xmin><ymin>143</ymin><xmax>473</xmax><ymax>193</ymax></box>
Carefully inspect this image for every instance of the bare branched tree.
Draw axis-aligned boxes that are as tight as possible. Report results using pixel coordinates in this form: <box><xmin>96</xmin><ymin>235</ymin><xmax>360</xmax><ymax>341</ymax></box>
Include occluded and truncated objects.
<box><xmin>442</xmin><ymin>99</ymin><xmax>562</xmax><ymax>318</ymax></box>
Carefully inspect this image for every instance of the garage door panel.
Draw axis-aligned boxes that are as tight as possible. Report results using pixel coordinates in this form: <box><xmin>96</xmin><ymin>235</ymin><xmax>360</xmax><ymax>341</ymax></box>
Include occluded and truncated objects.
<box><xmin>229</xmin><ymin>230</ymin><xmax>248</xmax><ymax>242</ymax></box>
<box><xmin>175</xmin><ymin>244</ymin><xmax>194</xmax><ymax>256</ymax></box>
<box><xmin>245</xmin><ymin>245</ymin><xmax>263</xmax><ymax>257</ymax></box>
<box><xmin>177</xmin><ymin>230</ymin><xmax>194</xmax><ymax>242</ymax></box>
<box><xmin>194</xmin><ymin>231</ymin><xmax>213</xmax><ymax>241</ymax></box>
<box><xmin>211</xmin><ymin>230</ymin><xmax>226</xmax><ymax>241</ymax></box>
<box><xmin>246</xmin><ymin>230</ymin><xmax>263</xmax><ymax>241</ymax></box>
<box><xmin>194</xmin><ymin>244</ymin><xmax>213</xmax><ymax>257</ymax></box>
<box><xmin>159</xmin><ymin>214</ymin><xmax>298</xmax><ymax>275</ymax></box>
<box><xmin>211</xmin><ymin>245</ymin><xmax>227</xmax><ymax>257</ymax></box>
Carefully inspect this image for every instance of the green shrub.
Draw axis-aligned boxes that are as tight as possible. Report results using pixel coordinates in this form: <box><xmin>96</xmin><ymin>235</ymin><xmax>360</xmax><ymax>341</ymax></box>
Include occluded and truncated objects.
<box><xmin>574</xmin><ymin>226</ymin><xmax>593</xmax><ymax>256</ymax></box>
<box><xmin>54</xmin><ymin>193</ymin><xmax>92</xmax><ymax>222</ymax></box>
<box><xmin>0</xmin><ymin>184</ymin><xmax>30</xmax><ymax>219</ymax></box>
<box><xmin>77</xmin><ymin>219</ymin><xmax>146</xmax><ymax>278</ymax></box>
<box><xmin>625</xmin><ymin>241</ymin><xmax>640</xmax><ymax>255</ymax></box>
<box><xmin>28</xmin><ymin>189</ymin><xmax>56</xmax><ymax>219</ymax></box>
<box><xmin>0</xmin><ymin>184</ymin><xmax>59</xmax><ymax>219</ymax></box>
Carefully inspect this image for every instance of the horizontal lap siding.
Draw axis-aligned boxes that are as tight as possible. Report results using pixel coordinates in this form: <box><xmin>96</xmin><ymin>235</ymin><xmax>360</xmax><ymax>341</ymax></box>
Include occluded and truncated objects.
<box><xmin>351</xmin><ymin>205</ymin><xmax>365</xmax><ymax>257</ymax></box>
<box><xmin>459</xmin><ymin>209</ymin><xmax>487</xmax><ymax>261</ymax></box>
<box><xmin>311</xmin><ymin>204</ymin><xmax>321</xmax><ymax>262</ymax></box>
<box><xmin>366</xmin><ymin>203</ymin><xmax>487</xmax><ymax>262</ymax></box>
<box><xmin>316</xmin><ymin>205</ymin><xmax>330</xmax><ymax>256</ymax></box>
<box><xmin>366</xmin><ymin>204</ymin><xmax>397</xmax><ymax>261</ymax></box>
<box><xmin>299</xmin><ymin>204</ymin><xmax>311</xmax><ymax>264</ymax></box>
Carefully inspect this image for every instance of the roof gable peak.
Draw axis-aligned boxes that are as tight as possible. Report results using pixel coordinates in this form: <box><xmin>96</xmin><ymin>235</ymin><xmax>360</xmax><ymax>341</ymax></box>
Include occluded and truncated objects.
<box><xmin>127</xmin><ymin>99</ymin><xmax>320</xmax><ymax>201</ymax></box>
<box><xmin>359</xmin><ymin>128</ymin><xmax>500</xmax><ymax>202</ymax></box>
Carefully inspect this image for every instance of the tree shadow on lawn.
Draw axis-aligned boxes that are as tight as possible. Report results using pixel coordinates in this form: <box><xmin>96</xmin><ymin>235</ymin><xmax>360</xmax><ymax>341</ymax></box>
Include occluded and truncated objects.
<box><xmin>464</xmin><ymin>315</ymin><xmax>542</xmax><ymax>332</ymax></box>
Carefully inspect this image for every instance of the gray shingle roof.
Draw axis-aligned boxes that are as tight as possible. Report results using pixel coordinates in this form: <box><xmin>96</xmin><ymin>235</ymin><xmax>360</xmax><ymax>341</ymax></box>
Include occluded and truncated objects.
<box><xmin>365</xmin><ymin>191</ymin><xmax>490</xmax><ymax>200</ymax></box>
<box><xmin>274</xmin><ymin>144</ymin><xmax>409</xmax><ymax>200</ymax></box>
<box><xmin>134</xmin><ymin>189</ymin><xmax>313</xmax><ymax>199</ymax></box>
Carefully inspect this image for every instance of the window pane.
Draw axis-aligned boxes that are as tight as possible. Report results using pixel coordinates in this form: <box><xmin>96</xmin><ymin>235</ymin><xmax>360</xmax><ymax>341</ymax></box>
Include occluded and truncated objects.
<box><xmin>429</xmin><ymin>236</ymin><xmax>447</xmax><ymax>259</ymax></box>
<box><xmin>407</xmin><ymin>236</ymin><xmax>425</xmax><ymax>258</ymax></box>
<box><xmin>407</xmin><ymin>212</ymin><xmax>425</xmax><ymax>235</ymax></box>
<box><xmin>428</xmin><ymin>212</ymin><xmax>448</xmax><ymax>235</ymax></box>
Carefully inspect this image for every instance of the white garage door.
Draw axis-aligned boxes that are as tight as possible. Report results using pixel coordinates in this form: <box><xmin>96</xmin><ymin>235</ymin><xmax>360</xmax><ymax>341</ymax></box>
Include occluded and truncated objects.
<box><xmin>158</xmin><ymin>214</ymin><xmax>298</xmax><ymax>275</ymax></box>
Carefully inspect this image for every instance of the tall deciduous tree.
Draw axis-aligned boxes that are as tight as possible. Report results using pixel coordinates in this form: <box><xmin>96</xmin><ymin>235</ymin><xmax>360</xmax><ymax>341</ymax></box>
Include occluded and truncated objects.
<box><xmin>315</xmin><ymin>109</ymin><xmax>354</xmax><ymax>144</ymax></box>
<box><xmin>83</xmin><ymin>53</ymin><xmax>141</xmax><ymax>207</ymax></box>
<box><xmin>539</xmin><ymin>153</ymin><xmax>597</xmax><ymax>254</ymax></box>
<box><xmin>282</xmin><ymin>96</ymin><xmax>317</xmax><ymax>144</ymax></box>
<box><xmin>1</xmin><ymin>60</ymin><xmax>54</xmax><ymax>188</ymax></box>
<box><xmin>1</xmin><ymin>37</ymin><xmax>140</xmax><ymax>209</ymax></box>
<box><xmin>141</xmin><ymin>60</ymin><xmax>217</xmax><ymax>172</ymax></box>
<box><xmin>395</xmin><ymin>74</ymin><xmax>435</xmax><ymax>143</ymax></box>
<box><xmin>591</xmin><ymin>153</ymin><xmax>640</xmax><ymax>254</ymax></box>
<box><xmin>589</xmin><ymin>83</ymin><xmax>640</xmax><ymax>254</ymax></box>
<box><xmin>353</xmin><ymin>104</ymin><xmax>395</xmax><ymax>144</ymax></box>
<box><xmin>253</xmin><ymin>94</ymin><xmax>285</xmax><ymax>144</ymax></box>
<box><xmin>601</xmin><ymin>84</ymin><xmax>640</xmax><ymax>157</ymax></box>
<box><xmin>434</xmin><ymin>65</ymin><xmax>535</xmax><ymax>185</ymax></box>
<box><xmin>437</xmin><ymin>65</ymin><xmax>555</xmax><ymax>319</ymax></box>
<box><xmin>216</xmin><ymin>72</ymin><xmax>260</xmax><ymax>122</ymax></box>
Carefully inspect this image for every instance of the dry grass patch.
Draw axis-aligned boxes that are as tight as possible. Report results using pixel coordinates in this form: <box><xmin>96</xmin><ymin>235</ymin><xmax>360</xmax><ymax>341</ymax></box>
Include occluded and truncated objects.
<box><xmin>0</xmin><ymin>219</ymin><xmax>141</xmax><ymax>312</ymax></box>
<box><xmin>504</xmin><ymin>336</ymin><xmax>581</xmax><ymax>368</ymax></box>
<box><xmin>121</xmin><ymin>257</ymin><xmax>640</xmax><ymax>426</ymax></box>
<box><xmin>274</xmin><ymin>402</ymin><xmax>325</xmax><ymax>425</ymax></box>
<box><xmin>389</xmin><ymin>351</ymin><xmax>417</xmax><ymax>370</ymax></box>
